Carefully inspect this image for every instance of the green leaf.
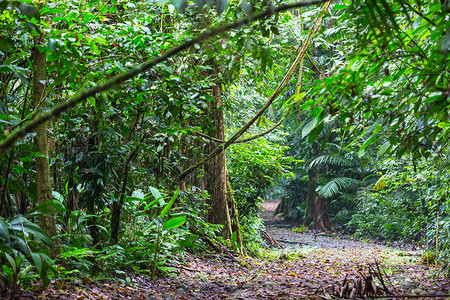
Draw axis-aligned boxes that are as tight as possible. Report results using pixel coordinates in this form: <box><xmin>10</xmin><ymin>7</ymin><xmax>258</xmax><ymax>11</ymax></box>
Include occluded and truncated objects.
<box><xmin>5</xmin><ymin>253</ymin><xmax>16</xmax><ymax>273</ymax></box>
<box><xmin>18</xmin><ymin>3</ymin><xmax>39</xmax><ymax>18</ymax></box>
<box><xmin>144</xmin><ymin>198</ymin><xmax>160</xmax><ymax>211</ymax></box>
<box><xmin>0</xmin><ymin>65</ymin><xmax>30</xmax><ymax>86</ymax></box>
<box><xmin>373</xmin><ymin>175</ymin><xmax>386</xmax><ymax>191</ymax></box>
<box><xmin>217</xmin><ymin>0</ymin><xmax>229</xmax><ymax>15</ymax></box>
<box><xmin>10</xmin><ymin>216</ymin><xmax>54</xmax><ymax>247</ymax></box>
<box><xmin>0</xmin><ymin>218</ymin><xmax>10</xmax><ymax>242</ymax></box>
<box><xmin>48</xmin><ymin>38</ymin><xmax>57</xmax><ymax>53</ymax></box>
<box><xmin>90</xmin><ymin>43</ymin><xmax>99</xmax><ymax>55</ymax></box>
<box><xmin>318</xmin><ymin>177</ymin><xmax>359</xmax><ymax>198</ymax></box>
<box><xmin>231</xmin><ymin>231</ymin><xmax>237</xmax><ymax>244</ymax></box>
<box><xmin>27</xmin><ymin>200</ymin><xmax>66</xmax><ymax>216</ymax></box>
<box><xmin>31</xmin><ymin>252</ymin><xmax>43</xmax><ymax>275</ymax></box>
<box><xmin>149</xmin><ymin>186</ymin><xmax>163</xmax><ymax>201</ymax></box>
<box><xmin>170</xmin><ymin>0</ymin><xmax>186</xmax><ymax>11</ymax></box>
<box><xmin>373</xmin><ymin>124</ymin><xmax>383</xmax><ymax>134</ymax></box>
<box><xmin>163</xmin><ymin>215</ymin><xmax>186</xmax><ymax>230</ymax></box>
<box><xmin>302</xmin><ymin>117</ymin><xmax>318</xmax><ymax>138</ymax></box>
<box><xmin>161</xmin><ymin>189</ymin><xmax>179</xmax><ymax>219</ymax></box>
<box><xmin>12</xmin><ymin>165</ymin><xmax>28</xmax><ymax>174</ymax></box>
<box><xmin>396</xmin><ymin>146</ymin><xmax>406</xmax><ymax>159</ymax></box>
<box><xmin>358</xmin><ymin>134</ymin><xmax>379</xmax><ymax>157</ymax></box>
<box><xmin>378</xmin><ymin>141</ymin><xmax>391</xmax><ymax>156</ymax></box>
<box><xmin>0</xmin><ymin>38</ymin><xmax>13</xmax><ymax>52</ymax></box>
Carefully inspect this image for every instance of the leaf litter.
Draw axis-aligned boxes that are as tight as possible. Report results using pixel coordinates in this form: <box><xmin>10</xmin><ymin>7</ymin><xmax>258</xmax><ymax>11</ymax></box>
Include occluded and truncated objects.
<box><xmin>29</xmin><ymin>200</ymin><xmax>450</xmax><ymax>299</ymax></box>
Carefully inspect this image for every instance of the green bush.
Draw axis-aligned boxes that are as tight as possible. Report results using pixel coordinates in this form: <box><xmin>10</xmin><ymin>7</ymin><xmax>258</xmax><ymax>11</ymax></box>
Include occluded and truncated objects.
<box><xmin>347</xmin><ymin>155</ymin><xmax>450</xmax><ymax>249</ymax></box>
<box><xmin>239</xmin><ymin>216</ymin><xmax>265</xmax><ymax>257</ymax></box>
<box><xmin>227</xmin><ymin>138</ymin><xmax>294</xmax><ymax>218</ymax></box>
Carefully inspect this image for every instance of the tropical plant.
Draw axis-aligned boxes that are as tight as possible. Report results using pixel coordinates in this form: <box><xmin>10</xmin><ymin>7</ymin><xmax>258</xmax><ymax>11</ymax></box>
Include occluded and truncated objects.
<box><xmin>0</xmin><ymin>215</ymin><xmax>56</xmax><ymax>297</ymax></box>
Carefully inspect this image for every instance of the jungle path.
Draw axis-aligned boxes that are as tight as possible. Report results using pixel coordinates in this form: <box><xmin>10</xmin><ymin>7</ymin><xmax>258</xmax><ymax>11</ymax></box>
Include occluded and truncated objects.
<box><xmin>36</xmin><ymin>200</ymin><xmax>450</xmax><ymax>299</ymax></box>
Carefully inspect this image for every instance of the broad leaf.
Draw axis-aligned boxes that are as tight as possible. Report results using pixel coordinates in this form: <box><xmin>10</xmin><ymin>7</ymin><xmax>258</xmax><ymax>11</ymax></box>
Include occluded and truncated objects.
<box><xmin>31</xmin><ymin>252</ymin><xmax>43</xmax><ymax>275</ymax></box>
<box><xmin>163</xmin><ymin>215</ymin><xmax>186</xmax><ymax>230</ymax></box>
<box><xmin>302</xmin><ymin>117</ymin><xmax>318</xmax><ymax>138</ymax></box>
<box><xmin>0</xmin><ymin>218</ymin><xmax>10</xmax><ymax>242</ymax></box>
<box><xmin>161</xmin><ymin>189</ymin><xmax>180</xmax><ymax>219</ymax></box>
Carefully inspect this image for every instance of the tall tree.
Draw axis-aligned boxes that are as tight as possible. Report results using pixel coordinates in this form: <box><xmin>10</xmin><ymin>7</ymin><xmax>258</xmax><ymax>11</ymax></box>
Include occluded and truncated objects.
<box><xmin>206</xmin><ymin>82</ymin><xmax>232</xmax><ymax>238</ymax></box>
<box><xmin>32</xmin><ymin>33</ymin><xmax>59</xmax><ymax>256</ymax></box>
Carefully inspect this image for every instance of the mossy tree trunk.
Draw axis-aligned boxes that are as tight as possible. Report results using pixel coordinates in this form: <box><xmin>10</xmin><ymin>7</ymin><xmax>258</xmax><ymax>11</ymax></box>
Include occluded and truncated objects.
<box><xmin>226</xmin><ymin>173</ymin><xmax>243</xmax><ymax>253</ymax></box>
<box><xmin>32</xmin><ymin>34</ymin><xmax>59</xmax><ymax>257</ymax></box>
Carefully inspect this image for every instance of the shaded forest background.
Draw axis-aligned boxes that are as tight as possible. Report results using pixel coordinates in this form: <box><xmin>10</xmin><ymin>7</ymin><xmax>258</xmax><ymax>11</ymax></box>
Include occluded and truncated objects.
<box><xmin>0</xmin><ymin>0</ymin><xmax>449</xmax><ymax>295</ymax></box>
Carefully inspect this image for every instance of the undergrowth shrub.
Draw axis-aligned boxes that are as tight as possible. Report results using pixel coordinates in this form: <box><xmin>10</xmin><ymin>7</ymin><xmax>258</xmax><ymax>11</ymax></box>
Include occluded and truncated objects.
<box><xmin>347</xmin><ymin>189</ymin><xmax>424</xmax><ymax>241</ymax></box>
<box><xmin>227</xmin><ymin>137</ymin><xmax>294</xmax><ymax>255</ymax></box>
<box><xmin>347</xmin><ymin>154</ymin><xmax>450</xmax><ymax>275</ymax></box>
<box><xmin>227</xmin><ymin>138</ymin><xmax>294</xmax><ymax>219</ymax></box>
<box><xmin>0</xmin><ymin>215</ymin><xmax>56</xmax><ymax>297</ymax></box>
<box><xmin>114</xmin><ymin>186</ymin><xmax>219</xmax><ymax>277</ymax></box>
<box><xmin>239</xmin><ymin>216</ymin><xmax>265</xmax><ymax>257</ymax></box>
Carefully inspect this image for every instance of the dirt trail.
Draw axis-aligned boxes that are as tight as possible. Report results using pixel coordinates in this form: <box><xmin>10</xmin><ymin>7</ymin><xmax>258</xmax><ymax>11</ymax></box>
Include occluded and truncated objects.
<box><xmin>257</xmin><ymin>200</ymin><xmax>450</xmax><ymax>299</ymax></box>
<box><xmin>138</xmin><ymin>201</ymin><xmax>450</xmax><ymax>299</ymax></box>
<box><xmin>36</xmin><ymin>201</ymin><xmax>450</xmax><ymax>299</ymax></box>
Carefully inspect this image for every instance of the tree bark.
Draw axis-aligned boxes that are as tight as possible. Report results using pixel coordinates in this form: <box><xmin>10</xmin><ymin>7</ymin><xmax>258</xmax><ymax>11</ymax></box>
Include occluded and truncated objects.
<box><xmin>314</xmin><ymin>196</ymin><xmax>334</xmax><ymax>231</ymax></box>
<box><xmin>32</xmin><ymin>34</ymin><xmax>59</xmax><ymax>257</ymax></box>
<box><xmin>206</xmin><ymin>84</ymin><xmax>232</xmax><ymax>239</ymax></box>
<box><xmin>0</xmin><ymin>156</ymin><xmax>14</xmax><ymax>218</ymax></box>
<box><xmin>226</xmin><ymin>174</ymin><xmax>244</xmax><ymax>253</ymax></box>
<box><xmin>305</xmin><ymin>142</ymin><xmax>319</xmax><ymax>226</ymax></box>
<box><xmin>66</xmin><ymin>175</ymin><xmax>78</xmax><ymax>222</ymax></box>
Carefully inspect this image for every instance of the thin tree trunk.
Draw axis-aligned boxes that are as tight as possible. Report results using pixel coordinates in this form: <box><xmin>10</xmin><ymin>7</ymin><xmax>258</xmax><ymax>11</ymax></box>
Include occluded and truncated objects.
<box><xmin>305</xmin><ymin>142</ymin><xmax>319</xmax><ymax>226</ymax></box>
<box><xmin>32</xmin><ymin>34</ymin><xmax>59</xmax><ymax>257</ymax></box>
<box><xmin>207</xmin><ymin>84</ymin><xmax>232</xmax><ymax>239</ymax></box>
<box><xmin>110</xmin><ymin>132</ymin><xmax>147</xmax><ymax>244</ymax></box>
<box><xmin>66</xmin><ymin>175</ymin><xmax>78</xmax><ymax>221</ymax></box>
<box><xmin>226</xmin><ymin>173</ymin><xmax>244</xmax><ymax>253</ymax></box>
<box><xmin>0</xmin><ymin>155</ymin><xmax>13</xmax><ymax>218</ymax></box>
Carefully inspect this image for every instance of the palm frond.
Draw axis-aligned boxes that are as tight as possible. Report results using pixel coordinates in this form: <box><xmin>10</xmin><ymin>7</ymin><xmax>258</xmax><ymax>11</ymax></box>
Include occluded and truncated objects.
<box><xmin>361</xmin><ymin>173</ymin><xmax>380</xmax><ymax>185</ymax></box>
<box><xmin>317</xmin><ymin>173</ymin><xmax>334</xmax><ymax>185</ymax></box>
<box><xmin>309</xmin><ymin>154</ymin><xmax>356</xmax><ymax>169</ymax></box>
<box><xmin>318</xmin><ymin>177</ymin><xmax>361</xmax><ymax>198</ymax></box>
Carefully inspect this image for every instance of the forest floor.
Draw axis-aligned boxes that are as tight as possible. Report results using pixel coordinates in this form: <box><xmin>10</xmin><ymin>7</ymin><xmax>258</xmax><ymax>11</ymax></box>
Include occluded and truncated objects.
<box><xmin>29</xmin><ymin>200</ymin><xmax>450</xmax><ymax>299</ymax></box>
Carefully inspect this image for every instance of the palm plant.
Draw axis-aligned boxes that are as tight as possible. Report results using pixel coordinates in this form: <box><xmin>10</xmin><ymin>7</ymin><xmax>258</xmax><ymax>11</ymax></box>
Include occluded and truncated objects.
<box><xmin>308</xmin><ymin>142</ymin><xmax>380</xmax><ymax>229</ymax></box>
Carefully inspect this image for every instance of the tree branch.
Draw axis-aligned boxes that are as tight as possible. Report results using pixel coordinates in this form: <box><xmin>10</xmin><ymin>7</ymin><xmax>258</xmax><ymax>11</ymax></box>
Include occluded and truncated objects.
<box><xmin>176</xmin><ymin>1</ymin><xmax>331</xmax><ymax>182</ymax></box>
<box><xmin>194</xmin><ymin>107</ymin><xmax>290</xmax><ymax>144</ymax></box>
<box><xmin>0</xmin><ymin>0</ymin><xmax>329</xmax><ymax>153</ymax></box>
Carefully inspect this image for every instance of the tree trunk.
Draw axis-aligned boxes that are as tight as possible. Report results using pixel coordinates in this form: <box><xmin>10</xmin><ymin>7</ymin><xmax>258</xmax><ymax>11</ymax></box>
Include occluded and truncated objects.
<box><xmin>314</xmin><ymin>196</ymin><xmax>334</xmax><ymax>231</ymax></box>
<box><xmin>32</xmin><ymin>34</ymin><xmax>59</xmax><ymax>257</ymax></box>
<box><xmin>226</xmin><ymin>173</ymin><xmax>243</xmax><ymax>253</ymax></box>
<box><xmin>0</xmin><ymin>156</ymin><xmax>14</xmax><ymax>218</ymax></box>
<box><xmin>206</xmin><ymin>83</ymin><xmax>232</xmax><ymax>239</ymax></box>
<box><xmin>66</xmin><ymin>175</ymin><xmax>78</xmax><ymax>222</ymax></box>
<box><xmin>304</xmin><ymin>142</ymin><xmax>319</xmax><ymax>227</ymax></box>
